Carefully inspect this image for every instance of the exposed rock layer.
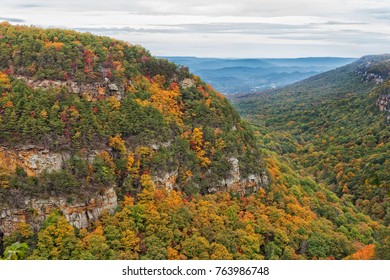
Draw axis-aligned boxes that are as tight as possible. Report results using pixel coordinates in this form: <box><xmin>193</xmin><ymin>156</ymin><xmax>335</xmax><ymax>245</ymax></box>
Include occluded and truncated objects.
<box><xmin>0</xmin><ymin>146</ymin><xmax>69</xmax><ymax>176</ymax></box>
<box><xmin>16</xmin><ymin>76</ymin><xmax>124</xmax><ymax>101</ymax></box>
<box><xmin>0</xmin><ymin>187</ymin><xmax>117</xmax><ymax>235</ymax></box>
<box><xmin>377</xmin><ymin>93</ymin><xmax>390</xmax><ymax>113</ymax></box>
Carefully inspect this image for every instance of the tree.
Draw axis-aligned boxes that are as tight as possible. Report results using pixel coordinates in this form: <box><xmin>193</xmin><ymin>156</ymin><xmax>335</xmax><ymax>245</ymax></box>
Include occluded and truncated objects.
<box><xmin>374</xmin><ymin>227</ymin><xmax>390</xmax><ymax>259</ymax></box>
<box><xmin>31</xmin><ymin>211</ymin><xmax>80</xmax><ymax>260</ymax></box>
<box><xmin>210</xmin><ymin>243</ymin><xmax>233</xmax><ymax>260</ymax></box>
<box><xmin>4</xmin><ymin>242</ymin><xmax>29</xmax><ymax>260</ymax></box>
<box><xmin>188</xmin><ymin>128</ymin><xmax>211</xmax><ymax>167</ymax></box>
<box><xmin>79</xmin><ymin>224</ymin><xmax>111</xmax><ymax>260</ymax></box>
<box><xmin>345</xmin><ymin>244</ymin><xmax>375</xmax><ymax>260</ymax></box>
<box><xmin>118</xmin><ymin>229</ymin><xmax>140</xmax><ymax>259</ymax></box>
<box><xmin>181</xmin><ymin>235</ymin><xmax>210</xmax><ymax>260</ymax></box>
<box><xmin>306</xmin><ymin>232</ymin><xmax>332</xmax><ymax>259</ymax></box>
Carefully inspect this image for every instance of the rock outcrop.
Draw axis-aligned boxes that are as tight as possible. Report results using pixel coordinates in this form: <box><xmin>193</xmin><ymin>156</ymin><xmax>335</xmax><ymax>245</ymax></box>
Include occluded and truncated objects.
<box><xmin>216</xmin><ymin>157</ymin><xmax>268</xmax><ymax>194</ymax></box>
<box><xmin>179</xmin><ymin>78</ymin><xmax>195</xmax><ymax>89</ymax></box>
<box><xmin>355</xmin><ymin>55</ymin><xmax>390</xmax><ymax>84</ymax></box>
<box><xmin>377</xmin><ymin>93</ymin><xmax>390</xmax><ymax>113</ymax></box>
<box><xmin>0</xmin><ymin>187</ymin><xmax>117</xmax><ymax>235</ymax></box>
<box><xmin>153</xmin><ymin>170</ymin><xmax>179</xmax><ymax>190</ymax></box>
<box><xmin>152</xmin><ymin>156</ymin><xmax>268</xmax><ymax>195</ymax></box>
<box><xmin>16</xmin><ymin>76</ymin><xmax>124</xmax><ymax>101</ymax></box>
<box><xmin>0</xmin><ymin>146</ymin><xmax>69</xmax><ymax>176</ymax></box>
<box><xmin>0</xmin><ymin>145</ymin><xmax>118</xmax><ymax>235</ymax></box>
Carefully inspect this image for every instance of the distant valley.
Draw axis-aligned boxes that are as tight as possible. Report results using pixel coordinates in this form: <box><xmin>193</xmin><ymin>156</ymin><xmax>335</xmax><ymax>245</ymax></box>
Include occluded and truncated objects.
<box><xmin>164</xmin><ymin>56</ymin><xmax>357</xmax><ymax>95</ymax></box>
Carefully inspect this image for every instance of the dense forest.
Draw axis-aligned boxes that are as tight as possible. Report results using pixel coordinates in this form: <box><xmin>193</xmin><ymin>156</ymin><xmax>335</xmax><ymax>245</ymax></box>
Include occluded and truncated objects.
<box><xmin>0</xmin><ymin>23</ymin><xmax>388</xmax><ymax>260</ymax></box>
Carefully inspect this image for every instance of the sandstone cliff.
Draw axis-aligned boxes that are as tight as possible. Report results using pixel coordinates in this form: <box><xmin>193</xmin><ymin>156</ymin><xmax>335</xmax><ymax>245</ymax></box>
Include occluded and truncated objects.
<box><xmin>0</xmin><ymin>187</ymin><xmax>117</xmax><ymax>235</ymax></box>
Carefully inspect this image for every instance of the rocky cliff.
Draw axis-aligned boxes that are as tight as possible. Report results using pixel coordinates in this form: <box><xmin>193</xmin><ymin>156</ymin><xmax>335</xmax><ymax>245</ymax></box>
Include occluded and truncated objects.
<box><xmin>0</xmin><ymin>146</ymin><xmax>69</xmax><ymax>176</ymax></box>
<box><xmin>377</xmin><ymin>93</ymin><xmax>390</xmax><ymax>112</ymax></box>
<box><xmin>153</xmin><ymin>157</ymin><xmax>269</xmax><ymax>194</ymax></box>
<box><xmin>355</xmin><ymin>54</ymin><xmax>390</xmax><ymax>84</ymax></box>
<box><xmin>16</xmin><ymin>75</ymin><xmax>124</xmax><ymax>102</ymax></box>
<box><xmin>353</xmin><ymin>55</ymin><xmax>390</xmax><ymax>117</ymax></box>
<box><xmin>0</xmin><ymin>187</ymin><xmax>117</xmax><ymax>235</ymax></box>
<box><xmin>0</xmin><ymin>144</ymin><xmax>117</xmax><ymax>235</ymax></box>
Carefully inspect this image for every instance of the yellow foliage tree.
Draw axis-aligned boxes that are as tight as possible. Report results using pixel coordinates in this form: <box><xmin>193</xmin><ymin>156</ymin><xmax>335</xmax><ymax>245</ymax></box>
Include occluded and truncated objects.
<box><xmin>109</xmin><ymin>135</ymin><xmax>127</xmax><ymax>155</ymax></box>
<box><xmin>96</xmin><ymin>151</ymin><xmax>116</xmax><ymax>170</ymax></box>
<box><xmin>44</xmin><ymin>41</ymin><xmax>64</xmax><ymax>50</ymax></box>
<box><xmin>188</xmin><ymin>127</ymin><xmax>211</xmax><ymax>167</ymax></box>
<box><xmin>210</xmin><ymin>243</ymin><xmax>233</xmax><ymax>260</ymax></box>
<box><xmin>126</xmin><ymin>153</ymin><xmax>135</xmax><ymax>171</ymax></box>
<box><xmin>0</xmin><ymin>72</ymin><xmax>11</xmax><ymax>90</ymax></box>
<box><xmin>118</xmin><ymin>229</ymin><xmax>140</xmax><ymax>259</ymax></box>
<box><xmin>148</xmin><ymin>75</ymin><xmax>183</xmax><ymax>126</ymax></box>
<box><xmin>33</xmin><ymin>212</ymin><xmax>80</xmax><ymax>260</ymax></box>
<box><xmin>107</xmin><ymin>96</ymin><xmax>121</xmax><ymax>110</ymax></box>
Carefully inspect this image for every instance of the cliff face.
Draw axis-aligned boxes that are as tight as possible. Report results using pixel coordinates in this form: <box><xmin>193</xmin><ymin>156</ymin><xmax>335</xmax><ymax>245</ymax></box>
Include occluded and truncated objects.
<box><xmin>212</xmin><ymin>157</ymin><xmax>268</xmax><ymax>194</ymax></box>
<box><xmin>0</xmin><ymin>187</ymin><xmax>117</xmax><ymax>235</ymax></box>
<box><xmin>377</xmin><ymin>93</ymin><xmax>390</xmax><ymax>113</ymax></box>
<box><xmin>355</xmin><ymin>55</ymin><xmax>390</xmax><ymax>84</ymax></box>
<box><xmin>0</xmin><ymin>146</ymin><xmax>69</xmax><ymax>176</ymax></box>
<box><xmin>373</xmin><ymin>80</ymin><xmax>390</xmax><ymax>122</ymax></box>
<box><xmin>152</xmin><ymin>157</ymin><xmax>269</xmax><ymax>194</ymax></box>
<box><xmin>16</xmin><ymin>76</ymin><xmax>124</xmax><ymax>102</ymax></box>
<box><xmin>0</xmin><ymin>145</ymin><xmax>117</xmax><ymax>234</ymax></box>
<box><xmin>353</xmin><ymin>55</ymin><xmax>390</xmax><ymax>118</ymax></box>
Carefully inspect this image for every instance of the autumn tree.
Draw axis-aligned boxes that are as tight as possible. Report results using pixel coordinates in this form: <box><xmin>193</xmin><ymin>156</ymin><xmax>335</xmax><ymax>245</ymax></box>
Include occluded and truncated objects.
<box><xmin>31</xmin><ymin>211</ymin><xmax>80</xmax><ymax>260</ymax></box>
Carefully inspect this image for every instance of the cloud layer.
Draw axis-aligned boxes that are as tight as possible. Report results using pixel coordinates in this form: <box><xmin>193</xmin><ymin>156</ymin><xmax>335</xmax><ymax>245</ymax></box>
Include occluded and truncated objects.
<box><xmin>1</xmin><ymin>0</ymin><xmax>390</xmax><ymax>57</ymax></box>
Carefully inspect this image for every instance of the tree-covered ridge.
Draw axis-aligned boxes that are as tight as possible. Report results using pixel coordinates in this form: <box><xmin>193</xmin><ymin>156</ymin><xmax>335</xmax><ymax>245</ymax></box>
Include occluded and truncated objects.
<box><xmin>0</xmin><ymin>21</ymin><xmax>148</xmax><ymax>83</ymax></box>
<box><xmin>0</xmin><ymin>22</ymin><xmax>263</xmax><ymax>200</ymax></box>
<box><xmin>233</xmin><ymin>55</ymin><xmax>390</xmax><ymax>227</ymax></box>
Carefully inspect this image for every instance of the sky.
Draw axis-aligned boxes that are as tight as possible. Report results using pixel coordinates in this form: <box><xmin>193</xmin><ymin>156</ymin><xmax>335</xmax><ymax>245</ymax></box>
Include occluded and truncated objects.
<box><xmin>1</xmin><ymin>0</ymin><xmax>390</xmax><ymax>58</ymax></box>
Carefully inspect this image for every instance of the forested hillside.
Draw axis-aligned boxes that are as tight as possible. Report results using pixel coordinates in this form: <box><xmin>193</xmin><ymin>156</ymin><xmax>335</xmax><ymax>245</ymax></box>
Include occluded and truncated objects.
<box><xmin>0</xmin><ymin>23</ymin><xmax>387</xmax><ymax>260</ymax></box>
<box><xmin>0</xmin><ymin>22</ymin><xmax>264</xmax><ymax>199</ymax></box>
<box><xmin>233</xmin><ymin>55</ymin><xmax>390</xmax><ymax>258</ymax></box>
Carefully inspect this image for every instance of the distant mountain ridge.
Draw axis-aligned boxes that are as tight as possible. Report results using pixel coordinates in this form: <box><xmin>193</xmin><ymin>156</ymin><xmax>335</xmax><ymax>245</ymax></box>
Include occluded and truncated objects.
<box><xmin>164</xmin><ymin>56</ymin><xmax>357</xmax><ymax>94</ymax></box>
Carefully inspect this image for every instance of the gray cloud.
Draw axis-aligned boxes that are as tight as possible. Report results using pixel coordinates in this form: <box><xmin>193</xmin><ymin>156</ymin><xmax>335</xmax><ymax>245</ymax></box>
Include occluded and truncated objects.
<box><xmin>75</xmin><ymin>22</ymin><xmax>314</xmax><ymax>35</ymax></box>
<box><xmin>73</xmin><ymin>21</ymin><xmax>384</xmax><ymax>40</ymax></box>
<box><xmin>0</xmin><ymin>0</ymin><xmax>385</xmax><ymax>17</ymax></box>
<box><xmin>271</xmin><ymin>30</ymin><xmax>390</xmax><ymax>45</ymax></box>
<box><xmin>3</xmin><ymin>0</ymin><xmax>390</xmax><ymax>19</ymax></box>
<box><xmin>0</xmin><ymin>17</ymin><xmax>25</xmax><ymax>23</ymax></box>
<box><xmin>15</xmin><ymin>4</ymin><xmax>42</xmax><ymax>8</ymax></box>
<box><xmin>321</xmin><ymin>21</ymin><xmax>367</xmax><ymax>26</ymax></box>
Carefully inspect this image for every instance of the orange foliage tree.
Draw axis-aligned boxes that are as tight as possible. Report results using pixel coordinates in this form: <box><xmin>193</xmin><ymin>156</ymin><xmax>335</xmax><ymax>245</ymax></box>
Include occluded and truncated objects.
<box><xmin>345</xmin><ymin>244</ymin><xmax>375</xmax><ymax>260</ymax></box>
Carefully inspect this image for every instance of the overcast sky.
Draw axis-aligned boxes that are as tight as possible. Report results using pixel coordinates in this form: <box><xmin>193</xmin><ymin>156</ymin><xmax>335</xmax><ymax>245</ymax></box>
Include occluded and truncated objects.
<box><xmin>1</xmin><ymin>0</ymin><xmax>390</xmax><ymax>58</ymax></box>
